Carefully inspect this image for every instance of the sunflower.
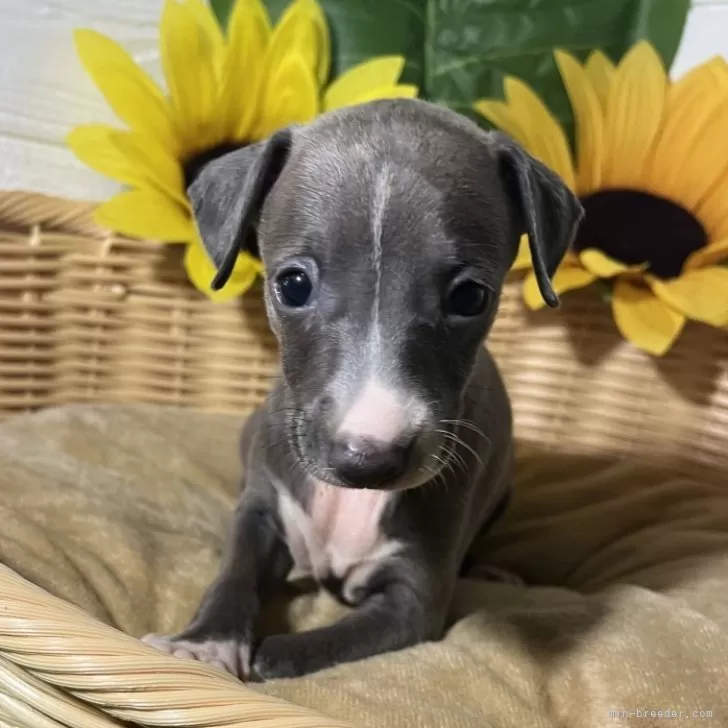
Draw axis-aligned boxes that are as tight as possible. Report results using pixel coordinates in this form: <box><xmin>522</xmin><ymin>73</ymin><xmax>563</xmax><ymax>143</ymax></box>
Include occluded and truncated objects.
<box><xmin>474</xmin><ymin>42</ymin><xmax>728</xmax><ymax>355</ymax></box>
<box><xmin>68</xmin><ymin>0</ymin><xmax>417</xmax><ymax>302</ymax></box>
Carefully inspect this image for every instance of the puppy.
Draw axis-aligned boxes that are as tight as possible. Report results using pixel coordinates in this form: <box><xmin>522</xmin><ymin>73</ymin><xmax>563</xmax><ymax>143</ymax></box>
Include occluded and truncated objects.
<box><xmin>143</xmin><ymin>98</ymin><xmax>583</xmax><ymax>680</ymax></box>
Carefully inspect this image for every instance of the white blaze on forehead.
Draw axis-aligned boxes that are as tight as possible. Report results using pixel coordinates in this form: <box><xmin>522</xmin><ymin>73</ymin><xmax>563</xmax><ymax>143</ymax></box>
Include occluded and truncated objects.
<box><xmin>337</xmin><ymin>379</ymin><xmax>424</xmax><ymax>443</ymax></box>
<box><xmin>369</xmin><ymin>165</ymin><xmax>393</xmax><ymax>363</ymax></box>
<box><xmin>329</xmin><ymin>166</ymin><xmax>429</xmax><ymax>444</ymax></box>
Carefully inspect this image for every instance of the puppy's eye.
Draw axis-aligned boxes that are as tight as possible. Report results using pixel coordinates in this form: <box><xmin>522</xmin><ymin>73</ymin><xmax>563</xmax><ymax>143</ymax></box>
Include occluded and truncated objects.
<box><xmin>446</xmin><ymin>280</ymin><xmax>489</xmax><ymax>317</ymax></box>
<box><xmin>276</xmin><ymin>268</ymin><xmax>313</xmax><ymax>308</ymax></box>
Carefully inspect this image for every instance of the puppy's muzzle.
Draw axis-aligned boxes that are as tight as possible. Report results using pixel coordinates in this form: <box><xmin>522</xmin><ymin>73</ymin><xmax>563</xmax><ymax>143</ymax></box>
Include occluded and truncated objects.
<box><xmin>329</xmin><ymin>435</ymin><xmax>414</xmax><ymax>488</ymax></box>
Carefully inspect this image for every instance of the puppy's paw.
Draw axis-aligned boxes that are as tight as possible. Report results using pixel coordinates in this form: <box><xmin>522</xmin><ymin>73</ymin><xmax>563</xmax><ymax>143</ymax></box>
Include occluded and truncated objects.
<box><xmin>251</xmin><ymin>636</ymin><xmax>296</xmax><ymax>681</ymax></box>
<box><xmin>141</xmin><ymin>633</ymin><xmax>251</xmax><ymax>679</ymax></box>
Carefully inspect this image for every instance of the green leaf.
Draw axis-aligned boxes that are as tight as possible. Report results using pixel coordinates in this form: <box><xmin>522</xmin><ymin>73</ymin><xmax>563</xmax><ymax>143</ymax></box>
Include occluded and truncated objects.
<box><xmin>626</xmin><ymin>0</ymin><xmax>691</xmax><ymax>67</ymax></box>
<box><xmin>211</xmin><ymin>0</ymin><xmax>689</xmax><ymax>138</ymax></box>
<box><xmin>210</xmin><ymin>0</ymin><xmax>234</xmax><ymax>29</ymax></box>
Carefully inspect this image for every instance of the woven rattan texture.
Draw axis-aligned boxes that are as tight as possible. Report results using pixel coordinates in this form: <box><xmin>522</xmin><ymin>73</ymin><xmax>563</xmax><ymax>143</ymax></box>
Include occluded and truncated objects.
<box><xmin>0</xmin><ymin>191</ymin><xmax>727</xmax><ymax>728</ymax></box>
<box><xmin>0</xmin><ymin>565</ymin><xmax>351</xmax><ymax>728</ymax></box>
<box><xmin>1</xmin><ymin>191</ymin><xmax>727</xmax><ymax>477</ymax></box>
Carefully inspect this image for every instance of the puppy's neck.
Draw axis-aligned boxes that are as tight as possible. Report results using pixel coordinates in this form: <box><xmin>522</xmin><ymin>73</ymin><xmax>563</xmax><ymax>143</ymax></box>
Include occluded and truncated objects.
<box><xmin>277</xmin><ymin>475</ymin><xmax>401</xmax><ymax>602</ymax></box>
<box><xmin>307</xmin><ymin>478</ymin><xmax>394</xmax><ymax>549</ymax></box>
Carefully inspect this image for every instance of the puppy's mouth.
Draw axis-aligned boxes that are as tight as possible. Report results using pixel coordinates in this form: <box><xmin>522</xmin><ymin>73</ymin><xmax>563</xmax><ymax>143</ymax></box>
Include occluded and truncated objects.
<box><xmin>287</xmin><ymin>409</ymin><xmax>342</xmax><ymax>486</ymax></box>
<box><xmin>289</xmin><ymin>412</ymin><xmax>456</xmax><ymax>491</ymax></box>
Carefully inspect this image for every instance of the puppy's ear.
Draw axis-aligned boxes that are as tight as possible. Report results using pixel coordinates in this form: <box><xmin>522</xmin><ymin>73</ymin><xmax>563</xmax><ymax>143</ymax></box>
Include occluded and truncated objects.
<box><xmin>187</xmin><ymin>128</ymin><xmax>293</xmax><ymax>290</ymax></box>
<box><xmin>494</xmin><ymin>133</ymin><xmax>584</xmax><ymax>308</ymax></box>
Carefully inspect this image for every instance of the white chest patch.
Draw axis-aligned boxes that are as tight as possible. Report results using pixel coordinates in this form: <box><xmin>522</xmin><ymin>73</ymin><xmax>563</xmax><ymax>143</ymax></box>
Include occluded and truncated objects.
<box><xmin>278</xmin><ymin>480</ymin><xmax>402</xmax><ymax>602</ymax></box>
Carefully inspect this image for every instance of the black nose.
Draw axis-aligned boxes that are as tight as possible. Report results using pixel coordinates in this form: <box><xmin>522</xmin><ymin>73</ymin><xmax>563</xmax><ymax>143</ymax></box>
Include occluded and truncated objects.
<box><xmin>330</xmin><ymin>437</ymin><xmax>411</xmax><ymax>488</ymax></box>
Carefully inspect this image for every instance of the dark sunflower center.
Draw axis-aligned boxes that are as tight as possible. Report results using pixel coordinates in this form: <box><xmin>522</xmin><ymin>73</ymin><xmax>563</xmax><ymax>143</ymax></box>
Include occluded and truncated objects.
<box><xmin>183</xmin><ymin>143</ymin><xmax>260</xmax><ymax>259</ymax></box>
<box><xmin>573</xmin><ymin>189</ymin><xmax>708</xmax><ymax>279</ymax></box>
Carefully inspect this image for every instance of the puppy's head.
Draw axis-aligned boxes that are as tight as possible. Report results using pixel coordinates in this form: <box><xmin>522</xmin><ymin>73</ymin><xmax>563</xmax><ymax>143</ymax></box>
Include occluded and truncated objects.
<box><xmin>189</xmin><ymin>99</ymin><xmax>583</xmax><ymax>490</ymax></box>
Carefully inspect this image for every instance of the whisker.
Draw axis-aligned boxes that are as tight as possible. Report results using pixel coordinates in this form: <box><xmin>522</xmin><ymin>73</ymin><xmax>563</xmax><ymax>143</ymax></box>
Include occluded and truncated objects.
<box><xmin>440</xmin><ymin>418</ymin><xmax>488</xmax><ymax>442</ymax></box>
<box><xmin>430</xmin><ymin>452</ymin><xmax>455</xmax><ymax>481</ymax></box>
<box><xmin>438</xmin><ymin>442</ymin><xmax>466</xmax><ymax>475</ymax></box>
<box><xmin>436</xmin><ymin>429</ymin><xmax>484</xmax><ymax>468</ymax></box>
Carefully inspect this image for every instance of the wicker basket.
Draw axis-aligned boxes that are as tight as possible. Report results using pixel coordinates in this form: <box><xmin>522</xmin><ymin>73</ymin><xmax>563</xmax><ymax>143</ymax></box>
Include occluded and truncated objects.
<box><xmin>0</xmin><ymin>189</ymin><xmax>727</xmax><ymax>728</ymax></box>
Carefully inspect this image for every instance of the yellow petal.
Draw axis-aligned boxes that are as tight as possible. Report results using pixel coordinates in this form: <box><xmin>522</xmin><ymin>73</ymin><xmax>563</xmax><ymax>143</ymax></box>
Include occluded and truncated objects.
<box><xmin>323</xmin><ymin>57</ymin><xmax>406</xmax><ymax>111</ymax></box>
<box><xmin>647</xmin><ymin>268</ymin><xmax>728</xmax><ymax>327</ymax></box>
<box><xmin>602</xmin><ymin>42</ymin><xmax>667</xmax><ymax>189</ymax></box>
<box><xmin>705</xmin><ymin>55</ymin><xmax>728</xmax><ymax>86</ymax></box>
<box><xmin>502</xmin><ymin>76</ymin><xmax>576</xmax><ymax>189</ymax></box>
<box><xmin>579</xmin><ymin>249</ymin><xmax>646</xmax><ymax>278</ymax></box>
<box><xmin>523</xmin><ymin>264</ymin><xmax>596</xmax><ymax>310</ymax></box>
<box><xmin>160</xmin><ymin>0</ymin><xmax>218</xmax><ymax>152</ymax></box>
<box><xmin>612</xmin><ymin>278</ymin><xmax>685</xmax><ymax>356</ymax></box>
<box><xmin>220</xmin><ymin>0</ymin><xmax>271</xmax><ymax>141</ymax></box>
<box><xmin>511</xmin><ymin>234</ymin><xmax>531</xmax><ymax>270</ymax></box>
<box><xmin>684</xmin><ymin>239</ymin><xmax>728</xmax><ymax>271</ymax></box>
<box><xmin>473</xmin><ymin>100</ymin><xmax>530</xmax><ymax>149</ymax></box>
<box><xmin>584</xmin><ymin>49</ymin><xmax>616</xmax><ymax>112</ymax></box>
<box><xmin>301</xmin><ymin>0</ymin><xmax>330</xmax><ymax>86</ymax></box>
<box><xmin>67</xmin><ymin>125</ymin><xmax>146</xmax><ymax>187</ymax></box>
<box><xmin>73</xmin><ymin>30</ymin><xmax>176</xmax><ymax>151</ymax></box>
<box><xmin>110</xmin><ymin>131</ymin><xmax>187</xmax><ymax>206</ymax></box>
<box><xmin>184</xmin><ymin>0</ymin><xmax>225</xmax><ymax>53</ymax></box>
<box><xmin>669</xmin><ymin>55</ymin><xmax>728</xmax><ymax>101</ymax></box>
<box><xmin>643</xmin><ymin>61</ymin><xmax>721</xmax><ymax>200</ymax></box>
<box><xmin>689</xmin><ymin>97</ymin><xmax>728</xmax><ymax>205</ymax></box>
<box><xmin>646</xmin><ymin>58</ymin><xmax>728</xmax><ymax>208</ymax></box>
<box><xmin>68</xmin><ymin>125</ymin><xmax>187</xmax><ymax>206</ymax></box>
<box><xmin>264</xmin><ymin>0</ymin><xmax>320</xmax><ymax>86</ymax></box>
<box><xmin>184</xmin><ymin>240</ymin><xmax>261</xmax><ymax>302</ymax></box>
<box><xmin>695</xmin><ymin>170</ymin><xmax>728</xmax><ymax>242</ymax></box>
<box><xmin>676</xmin><ymin>96</ymin><xmax>728</xmax><ymax>213</ymax></box>
<box><xmin>339</xmin><ymin>83</ymin><xmax>418</xmax><ymax>108</ymax></box>
<box><xmin>94</xmin><ymin>190</ymin><xmax>194</xmax><ymax>242</ymax></box>
<box><xmin>554</xmin><ymin>49</ymin><xmax>604</xmax><ymax>195</ymax></box>
<box><xmin>253</xmin><ymin>54</ymin><xmax>319</xmax><ymax>141</ymax></box>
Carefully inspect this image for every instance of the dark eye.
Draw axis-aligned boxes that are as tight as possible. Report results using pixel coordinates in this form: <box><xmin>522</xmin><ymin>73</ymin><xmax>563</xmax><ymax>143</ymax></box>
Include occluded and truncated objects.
<box><xmin>446</xmin><ymin>280</ymin><xmax>489</xmax><ymax>317</ymax></box>
<box><xmin>276</xmin><ymin>268</ymin><xmax>313</xmax><ymax>308</ymax></box>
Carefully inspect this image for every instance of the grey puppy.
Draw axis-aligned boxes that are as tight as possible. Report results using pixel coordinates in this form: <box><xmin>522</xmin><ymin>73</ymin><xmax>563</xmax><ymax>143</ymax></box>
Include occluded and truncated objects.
<box><xmin>143</xmin><ymin>98</ymin><xmax>583</xmax><ymax>681</ymax></box>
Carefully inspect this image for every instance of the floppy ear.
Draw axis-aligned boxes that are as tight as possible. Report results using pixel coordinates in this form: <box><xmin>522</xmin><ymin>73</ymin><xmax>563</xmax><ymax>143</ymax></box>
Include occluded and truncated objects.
<box><xmin>187</xmin><ymin>128</ymin><xmax>293</xmax><ymax>291</ymax></box>
<box><xmin>494</xmin><ymin>133</ymin><xmax>584</xmax><ymax>308</ymax></box>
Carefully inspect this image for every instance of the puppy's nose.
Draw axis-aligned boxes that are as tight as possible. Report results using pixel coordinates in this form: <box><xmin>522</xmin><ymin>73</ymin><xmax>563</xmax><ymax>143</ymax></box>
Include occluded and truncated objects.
<box><xmin>330</xmin><ymin>437</ymin><xmax>411</xmax><ymax>488</ymax></box>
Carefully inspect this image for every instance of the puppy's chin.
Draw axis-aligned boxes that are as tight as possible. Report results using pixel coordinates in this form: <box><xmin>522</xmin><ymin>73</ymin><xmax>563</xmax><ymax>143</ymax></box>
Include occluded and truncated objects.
<box><xmin>303</xmin><ymin>463</ymin><xmax>435</xmax><ymax>492</ymax></box>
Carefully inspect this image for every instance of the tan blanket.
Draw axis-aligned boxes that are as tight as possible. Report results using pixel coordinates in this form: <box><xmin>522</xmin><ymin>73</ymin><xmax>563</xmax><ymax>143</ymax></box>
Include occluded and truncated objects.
<box><xmin>0</xmin><ymin>404</ymin><xmax>726</xmax><ymax>728</ymax></box>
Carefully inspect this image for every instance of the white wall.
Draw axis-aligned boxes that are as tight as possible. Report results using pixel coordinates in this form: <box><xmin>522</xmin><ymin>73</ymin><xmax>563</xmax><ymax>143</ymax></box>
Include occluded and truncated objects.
<box><xmin>0</xmin><ymin>0</ymin><xmax>726</xmax><ymax>202</ymax></box>
<box><xmin>0</xmin><ymin>0</ymin><xmax>162</xmax><ymax>201</ymax></box>
<box><xmin>671</xmin><ymin>0</ymin><xmax>728</xmax><ymax>76</ymax></box>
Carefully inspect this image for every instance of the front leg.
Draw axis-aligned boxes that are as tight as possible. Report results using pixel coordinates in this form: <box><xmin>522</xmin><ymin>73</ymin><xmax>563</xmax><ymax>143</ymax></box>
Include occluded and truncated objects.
<box><xmin>252</xmin><ymin>560</ymin><xmax>446</xmax><ymax>680</ymax></box>
<box><xmin>143</xmin><ymin>490</ymin><xmax>292</xmax><ymax>679</ymax></box>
